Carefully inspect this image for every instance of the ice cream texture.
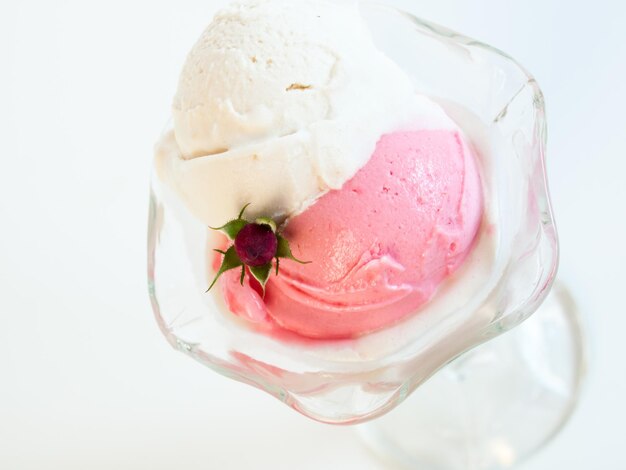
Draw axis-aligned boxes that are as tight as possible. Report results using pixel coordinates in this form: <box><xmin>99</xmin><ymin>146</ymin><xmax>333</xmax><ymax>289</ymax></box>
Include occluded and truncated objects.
<box><xmin>155</xmin><ymin>0</ymin><xmax>486</xmax><ymax>339</ymax></box>
<box><xmin>155</xmin><ymin>0</ymin><xmax>457</xmax><ymax>227</ymax></box>
<box><xmin>220</xmin><ymin>129</ymin><xmax>483</xmax><ymax>338</ymax></box>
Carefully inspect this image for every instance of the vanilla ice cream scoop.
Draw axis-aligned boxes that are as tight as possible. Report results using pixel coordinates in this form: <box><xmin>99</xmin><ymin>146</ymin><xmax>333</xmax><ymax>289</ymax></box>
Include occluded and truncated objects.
<box><xmin>156</xmin><ymin>0</ymin><xmax>456</xmax><ymax>227</ymax></box>
<box><xmin>173</xmin><ymin>0</ymin><xmax>347</xmax><ymax>158</ymax></box>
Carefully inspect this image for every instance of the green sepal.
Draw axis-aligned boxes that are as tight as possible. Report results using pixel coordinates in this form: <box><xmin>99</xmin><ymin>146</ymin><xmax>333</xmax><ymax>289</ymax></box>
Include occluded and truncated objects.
<box><xmin>276</xmin><ymin>235</ymin><xmax>311</xmax><ymax>264</ymax></box>
<box><xmin>249</xmin><ymin>262</ymin><xmax>272</xmax><ymax>293</ymax></box>
<box><xmin>206</xmin><ymin>246</ymin><xmax>243</xmax><ymax>292</ymax></box>
<box><xmin>255</xmin><ymin>217</ymin><xmax>277</xmax><ymax>233</ymax></box>
<box><xmin>209</xmin><ymin>218</ymin><xmax>248</xmax><ymax>240</ymax></box>
<box><xmin>238</xmin><ymin>203</ymin><xmax>251</xmax><ymax>220</ymax></box>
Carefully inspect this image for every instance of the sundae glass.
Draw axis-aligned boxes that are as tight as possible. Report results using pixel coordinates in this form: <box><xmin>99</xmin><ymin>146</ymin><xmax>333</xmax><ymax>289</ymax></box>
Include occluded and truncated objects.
<box><xmin>148</xmin><ymin>1</ymin><xmax>583</xmax><ymax>468</ymax></box>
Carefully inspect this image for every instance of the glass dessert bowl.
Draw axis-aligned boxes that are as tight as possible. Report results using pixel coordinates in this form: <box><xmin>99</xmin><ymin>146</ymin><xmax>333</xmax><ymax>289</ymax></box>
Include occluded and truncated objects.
<box><xmin>148</xmin><ymin>0</ymin><xmax>560</xmax><ymax>429</ymax></box>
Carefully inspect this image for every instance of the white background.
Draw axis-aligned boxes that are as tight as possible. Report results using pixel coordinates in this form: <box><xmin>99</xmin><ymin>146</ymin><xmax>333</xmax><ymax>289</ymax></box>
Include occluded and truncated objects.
<box><xmin>1</xmin><ymin>1</ymin><xmax>625</xmax><ymax>469</ymax></box>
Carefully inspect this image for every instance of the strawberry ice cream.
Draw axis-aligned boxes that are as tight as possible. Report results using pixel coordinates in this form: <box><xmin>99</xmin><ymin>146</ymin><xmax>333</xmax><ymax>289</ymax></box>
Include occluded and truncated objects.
<box><xmin>220</xmin><ymin>128</ymin><xmax>483</xmax><ymax>338</ymax></box>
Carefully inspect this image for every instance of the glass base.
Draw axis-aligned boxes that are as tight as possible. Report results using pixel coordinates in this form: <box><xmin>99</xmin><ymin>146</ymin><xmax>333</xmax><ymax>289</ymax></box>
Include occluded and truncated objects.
<box><xmin>357</xmin><ymin>283</ymin><xmax>585</xmax><ymax>470</ymax></box>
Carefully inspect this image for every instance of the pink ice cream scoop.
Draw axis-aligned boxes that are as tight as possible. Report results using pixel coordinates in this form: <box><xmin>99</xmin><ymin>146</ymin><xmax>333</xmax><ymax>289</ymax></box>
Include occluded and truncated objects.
<box><xmin>220</xmin><ymin>129</ymin><xmax>483</xmax><ymax>339</ymax></box>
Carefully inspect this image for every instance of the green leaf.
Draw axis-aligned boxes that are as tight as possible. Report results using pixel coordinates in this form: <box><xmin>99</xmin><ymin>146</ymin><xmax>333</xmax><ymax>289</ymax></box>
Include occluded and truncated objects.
<box><xmin>209</xmin><ymin>218</ymin><xmax>248</xmax><ymax>240</ymax></box>
<box><xmin>206</xmin><ymin>246</ymin><xmax>243</xmax><ymax>292</ymax></box>
<box><xmin>255</xmin><ymin>217</ymin><xmax>277</xmax><ymax>233</ymax></box>
<box><xmin>276</xmin><ymin>235</ymin><xmax>311</xmax><ymax>265</ymax></box>
<box><xmin>249</xmin><ymin>262</ymin><xmax>272</xmax><ymax>293</ymax></box>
